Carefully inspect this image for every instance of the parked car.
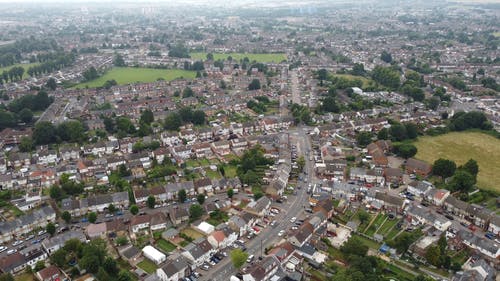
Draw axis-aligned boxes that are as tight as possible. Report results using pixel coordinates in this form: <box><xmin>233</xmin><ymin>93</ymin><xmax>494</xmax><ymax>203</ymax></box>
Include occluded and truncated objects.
<box><xmin>12</xmin><ymin>240</ymin><xmax>23</xmax><ymax>247</ymax></box>
<box><xmin>278</xmin><ymin>230</ymin><xmax>285</xmax><ymax>237</ymax></box>
<box><xmin>0</xmin><ymin>246</ymin><xmax>7</xmax><ymax>252</ymax></box>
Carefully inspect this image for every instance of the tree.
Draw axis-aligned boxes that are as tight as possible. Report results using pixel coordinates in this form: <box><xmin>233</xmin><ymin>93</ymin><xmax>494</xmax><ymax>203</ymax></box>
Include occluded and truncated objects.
<box><xmin>117</xmin><ymin>270</ymin><xmax>133</xmax><ymax>281</ymax></box>
<box><xmin>461</xmin><ymin>159</ymin><xmax>479</xmax><ymax>178</ymax></box>
<box><xmin>61</xmin><ymin>211</ymin><xmax>71</xmax><ymax>224</ymax></box>
<box><xmin>389</xmin><ymin>232</ymin><xmax>415</xmax><ymax>254</ymax></box>
<box><xmin>129</xmin><ymin>204</ymin><xmax>139</xmax><ymax>215</ymax></box>
<box><xmin>189</xmin><ymin>204</ymin><xmax>204</xmax><ymax>221</ymax></box>
<box><xmin>394</xmin><ymin>143</ymin><xmax>417</xmax><ymax>159</ymax></box>
<box><xmin>88</xmin><ymin>212</ymin><xmax>97</xmax><ymax>223</ymax></box>
<box><xmin>34</xmin><ymin>260</ymin><xmax>46</xmax><ymax>271</ymax></box>
<box><xmin>297</xmin><ymin>156</ymin><xmax>306</xmax><ymax>172</ymax></box>
<box><xmin>248</xmin><ymin>79</ymin><xmax>261</xmax><ymax>90</ymax></box>
<box><xmin>18</xmin><ymin>108</ymin><xmax>33</xmax><ymax>123</ymax></box>
<box><xmin>195</xmin><ymin>194</ymin><xmax>205</xmax><ymax>205</ymax></box>
<box><xmin>449</xmin><ymin>170</ymin><xmax>475</xmax><ymax>193</ymax></box>
<box><xmin>340</xmin><ymin>236</ymin><xmax>368</xmax><ymax>257</ymax></box>
<box><xmin>113</xmin><ymin>54</ymin><xmax>126</xmax><ymax>66</ymax></box>
<box><xmin>178</xmin><ymin>189</ymin><xmax>187</xmax><ymax>203</ymax></box>
<box><xmin>316</xmin><ymin>69</ymin><xmax>328</xmax><ymax>86</ymax></box>
<box><xmin>50</xmin><ymin>249</ymin><xmax>68</xmax><ymax>267</ymax></box>
<box><xmin>108</xmin><ymin>204</ymin><xmax>116</xmax><ymax>214</ymax></box>
<box><xmin>427</xmin><ymin>97</ymin><xmax>440</xmax><ymax>110</ymax></box>
<box><xmin>192</xmin><ymin>110</ymin><xmax>206</xmax><ymax>125</ymax></box>
<box><xmin>357</xmin><ymin>209</ymin><xmax>370</xmax><ymax>225</ymax></box>
<box><xmin>425</xmin><ymin>245</ymin><xmax>441</xmax><ymax>266</ymax></box>
<box><xmin>45</xmin><ymin>77</ymin><xmax>57</xmax><ymax>90</ymax></box>
<box><xmin>432</xmin><ymin>158</ymin><xmax>457</xmax><ymax>178</ymax></box>
<box><xmin>0</xmin><ymin>274</ymin><xmax>14</xmax><ymax>281</ymax></box>
<box><xmin>389</xmin><ymin>123</ymin><xmax>407</xmax><ymax>141</ymax></box>
<box><xmin>404</xmin><ymin>123</ymin><xmax>418</xmax><ymax>139</ymax></box>
<box><xmin>82</xmin><ymin>66</ymin><xmax>99</xmax><ymax>82</ymax></box>
<box><xmin>371</xmin><ymin>66</ymin><xmax>400</xmax><ymax>89</ymax></box>
<box><xmin>230</xmin><ymin>249</ymin><xmax>249</xmax><ymax>269</ymax></box>
<box><xmin>164</xmin><ymin>112</ymin><xmax>182</xmax><ymax>131</ymax></box>
<box><xmin>46</xmin><ymin>222</ymin><xmax>56</xmax><ymax>236</ymax></box>
<box><xmin>116</xmin><ymin>236</ymin><xmax>128</xmax><ymax>246</ymax></box>
<box><xmin>356</xmin><ymin>131</ymin><xmax>373</xmax><ymax>147</ymax></box>
<box><xmin>377</xmin><ymin>128</ymin><xmax>389</xmax><ymax>140</ymax></box>
<box><xmin>19</xmin><ymin>136</ymin><xmax>34</xmax><ymax>152</ymax></box>
<box><xmin>381</xmin><ymin>51</ymin><xmax>392</xmax><ymax>63</ymax></box>
<box><xmin>49</xmin><ymin>185</ymin><xmax>63</xmax><ymax>201</ymax></box>
<box><xmin>147</xmin><ymin>195</ymin><xmax>156</xmax><ymax>209</ymax></box>
<box><xmin>227</xmin><ymin>188</ymin><xmax>234</xmax><ymax>199</ymax></box>
<box><xmin>103</xmin><ymin>257</ymin><xmax>119</xmax><ymax>276</ymax></box>
<box><xmin>140</xmin><ymin>109</ymin><xmax>154</xmax><ymax>125</ymax></box>
<box><xmin>33</xmin><ymin>121</ymin><xmax>56</xmax><ymax>144</ymax></box>
<box><xmin>182</xmin><ymin>87</ymin><xmax>194</xmax><ymax>98</ymax></box>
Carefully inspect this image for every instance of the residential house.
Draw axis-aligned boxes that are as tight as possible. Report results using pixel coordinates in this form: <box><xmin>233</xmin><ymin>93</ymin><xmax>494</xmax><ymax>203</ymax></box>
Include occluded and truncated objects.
<box><xmin>150</xmin><ymin>212</ymin><xmax>169</xmax><ymax>231</ymax></box>
<box><xmin>42</xmin><ymin>230</ymin><xmax>86</xmax><ymax>254</ymax></box>
<box><xmin>156</xmin><ymin>256</ymin><xmax>191</xmax><ymax>281</ymax></box>
<box><xmin>405</xmin><ymin>158</ymin><xmax>432</xmax><ymax>178</ymax></box>
<box><xmin>130</xmin><ymin>214</ymin><xmax>151</xmax><ymax>233</ymax></box>
<box><xmin>20</xmin><ymin>244</ymin><xmax>47</xmax><ymax>269</ymax></box>
<box><xmin>425</xmin><ymin>189</ymin><xmax>450</xmax><ymax>206</ymax></box>
<box><xmin>407</xmin><ymin>181</ymin><xmax>434</xmax><ymax>198</ymax></box>
<box><xmin>211</xmin><ymin>140</ymin><xmax>231</xmax><ymax>156</ymax></box>
<box><xmin>0</xmin><ymin>253</ymin><xmax>26</xmax><ymax>274</ymax></box>
<box><xmin>242</xmin><ymin>255</ymin><xmax>280</xmax><ymax>281</ymax></box>
<box><xmin>35</xmin><ymin>265</ymin><xmax>65</xmax><ymax>281</ymax></box>
<box><xmin>245</xmin><ymin>196</ymin><xmax>271</xmax><ymax>217</ymax></box>
<box><xmin>194</xmin><ymin>178</ymin><xmax>213</xmax><ymax>195</ymax></box>
<box><xmin>288</xmin><ymin>222</ymin><xmax>314</xmax><ymax>247</ymax></box>
<box><xmin>170</xmin><ymin>208</ymin><xmax>189</xmax><ymax>226</ymax></box>
<box><xmin>182</xmin><ymin>238</ymin><xmax>215</xmax><ymax>268</ymax></box>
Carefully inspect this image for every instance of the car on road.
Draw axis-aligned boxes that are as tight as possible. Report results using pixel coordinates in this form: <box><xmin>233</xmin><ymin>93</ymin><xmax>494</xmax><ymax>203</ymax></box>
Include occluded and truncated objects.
<box><xmin>270</xmin><ymin>221</ymin><xmax>277</xmax><ymax>227</ymax></box>
<box><xmin>7</xmin><ymin>249</ymin><xmax>17</xmax><ymax>255</ymax></box>
<box><xmin>246</xmin><ymin>255</ymin><xmax>255</xmax><ymax>263</ymax></box>
<box><xmin>485</xmin><ymin>232</ymin><xmax>495</xmax><ymax>240</ymax></box>
<box><xmin>0</xmin><ymin>246</ymin><xmax>7</xmax><ymax>253</ymax></box>
<box><xmin>290</xmin><ymin>217</ymin><xmax>296</xmax><ymax>223</ymax></box>
<box><xmin>37</xmin><ymin>230</ymin><xmax>46</xmax><ymax>236</ymax></box>
<box><xmin>291</xmin><ymin>226</ymin><xmax>298</xmax><ymax>230</ymax></box>
<box><xmin>278</xmin><ymin>230</ymin><xmax>285</xmax><ymax>237</ymax></box>
<box><xmin>12</xmin><ymin>240</ymin><xmax>23</xmax><ymax>247</ymax></box>
<box><xmin>201</xmin><ymin>264</ymin><xmax>210</xmax><ymax>271</ymax></box>
<box><xmin>26</xmin><ymin>235</ymin><xmax>35</xmax><ymax>240</ymax></box>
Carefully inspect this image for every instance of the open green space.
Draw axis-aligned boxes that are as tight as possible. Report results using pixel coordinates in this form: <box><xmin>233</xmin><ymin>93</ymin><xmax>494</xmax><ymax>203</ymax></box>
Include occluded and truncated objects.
<box><xmin>190</xmin><ymin>52</ymin><xmax>287</xmax><ymax>63</ymax></box>
<box><xmin>414</xmin><ymin>131</ymin><xmax>500</xmax><ymax>193</ymax></box>
<box><xmin>333</xmin><ymin>74</ymin><xmax>373</xmax><ymax>88</ymax></box>
<box><xmin>493</xmin><ymin>32</ymin><xmax>500</xmax><ymax>38</ymax></box>
<box><xmin>72</xmin><ymin>67</ymin><xmax>196</xmax><ymax>89</ymax></box>
<box><xmin>137</xmin><ymin>259</ymin><xmax>157</xmax><ymax>274</ymax></box>
<box><xmin>14</xmin><ymin>273</ymin><xmax>34</xmax><ymax>281</ymax></box>
<box><xmin>0</xmin><ymin>62</ymin><xmax>39</xmax><ymax>79</ymax></box>
<box><xmin>156</xmin><ymin>239</ymin><xmax>177</xmax><ymax>253</ymax></box>
<box><xmin>181</xmin><ymin>227</ymin><xmax>204</xmax><ymax>240</ymax></box>
<box><xmin>351</xmin><ymin>234</ymin><xmax>381</xmax><ymax>250</ymax></box>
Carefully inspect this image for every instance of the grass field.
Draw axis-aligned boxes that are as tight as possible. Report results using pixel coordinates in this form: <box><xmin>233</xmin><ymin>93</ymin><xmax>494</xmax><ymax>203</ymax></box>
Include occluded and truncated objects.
<box><xmin>493</xmin><ymin>32</ymin><xmax>500</xmax><ymax>38</ymax></box>
<box><xmin>333</xmin><ymin>74</ymin><xmax>373</xmax><ymax>88</ymax></box>
<box><xmin>181</xmin><ymin>227</ymin><xmax>204</xmax><ymax>240</ymax></box>
<box><xmin>190</xmin><ymin>52</ymin><xmax>287</xmax><ymax>63</ymax></box>
<box><xmin>137</xmin><ymin>259</ymin><xmax>157</xmax><ymax>274</ymax></box>
<box><xmin>414</xmin><ymin>132</ymin><xmax>500</xmax><ymax>193</ymax></box>
<box><xmin>0</xmin><ymin>63</ymin><xmax>39</xmax><ymax>79</ymax></box>
<box><xmin>72</xmin><ymin>67</ymin><xmax>196</xmax><ymax>89</ymax></box>
<box><xmin>156</xmin><ymin>239</ymin><xmax>177</xmax><ymax>253</ymax></box>
<box><xmin>14</xmin><ymin>273</ymin><xmax>34</xmax><ymax>281</ymax></box>
<box><xmin>378</xmin><ymin>218</ymin><xmax>400</xmax><ymax>237</ymax></box>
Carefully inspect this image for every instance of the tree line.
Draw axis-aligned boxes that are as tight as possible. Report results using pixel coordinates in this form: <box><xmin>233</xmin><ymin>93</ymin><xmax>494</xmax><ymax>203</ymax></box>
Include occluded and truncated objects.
<box><xmin>0</xmin><ymin>37</ymin><xmax>59</xmax><ymax>67</ymax></box>
<box><xmin>0</xmin><ymin>91</ymin><xmax>53</xmax><ymax>131</ymax></box>
<box><xmin>26</xmin><ymin>52</ymin><xmax>76</xmax><ymax>77</ymax></box>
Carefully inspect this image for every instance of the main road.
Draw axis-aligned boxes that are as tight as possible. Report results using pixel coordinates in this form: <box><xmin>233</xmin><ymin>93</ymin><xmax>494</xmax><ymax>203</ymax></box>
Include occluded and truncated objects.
<box><xmin>201</xmin><ymin>127</ymin><xmax>317</xmax><ymax>281</ymax></box>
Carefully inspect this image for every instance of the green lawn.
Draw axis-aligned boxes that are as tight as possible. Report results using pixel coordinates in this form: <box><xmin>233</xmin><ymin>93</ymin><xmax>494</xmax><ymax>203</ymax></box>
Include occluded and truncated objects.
<box><xmin>378</xmin><ymin>218</ymin><xmax>400</xmax><ymax>236</ymax></box>
<box><xmin>0</xmin><ymin>63</ymin><xmax>40</xmax><ymax>79</ymax></box>
<box><xmin>205</xmin><ymin>168</ymin><xmax>222</xmax><ymax>180</ymax></box>
<box><xmin>137</xmin><ymin>259</ymin><xmax>157</xmax><ymax>274</ymax></box>
<box><xmin>190</xmin><ymin>52</ymin><xmax>287</xmax><ymax>63</ymax></box>
<box><xmin>156</xmin><ymin>239</ymin><xmax>177</xmax><ymax>253</ymax></box>
<box><xmin>365</xmin><ymin>213</ymin><xmax>387</xmax><ymax>236</ymax></box>
<box><xmin>222</xmin><ymin>164</ymin><xmax>238</xmax><ymax>178</ymax></box>
<box><xmin>333</xmin><ymin>74</ymin><xmax>373</xmax><ymax>88</ymax></box>
<box><xmin>414</xmin><ymin>131</ymin><xmax>500</xmax><ymax>193</ymax></box>
<box><xmin>493</xmin><ymin>32</ymin><xmax>500</xmax><ymax>38</ymax></box>
<box><xmin>72</xmin><ymin>67</ymin><xmax>196</xmax><ymax>89</ymax></box>
<box><xmin>352</xmin><ymin>234</ymin><xmax>381</xmax><ymax>250</ymax></box>
<box><xmin>15</xmin><ymin>273</ymin><xmax>34</xmax><ymax>281</ymax></box>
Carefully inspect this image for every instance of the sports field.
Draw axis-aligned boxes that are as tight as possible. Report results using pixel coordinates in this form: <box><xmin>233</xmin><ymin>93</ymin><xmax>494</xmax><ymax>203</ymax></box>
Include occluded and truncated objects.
<box><xmin>190</xmin><ymin>52</ymin><xmax>287</xmax><ymax>63</ymax></box>
<box><xmin>414</xmin><ymin>132</ymin><xmax>500</xmax><ymax>193</ymax></box>
<box><xmin>333</xmin><ymin>74</ymin><xmax>373</xmax><ymax>88</ymax></box>
<box><xmin>72</xmin><ymin>67</ymin><xmax>196</xmax><ymax>89</ymax></box>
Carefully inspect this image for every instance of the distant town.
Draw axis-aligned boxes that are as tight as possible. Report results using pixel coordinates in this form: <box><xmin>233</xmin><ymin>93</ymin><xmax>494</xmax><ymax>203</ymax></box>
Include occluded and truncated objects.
<box><xmin>0</xmin><ymin>1</ymin><xmax>498</xmax><ymax>281</ymax></box>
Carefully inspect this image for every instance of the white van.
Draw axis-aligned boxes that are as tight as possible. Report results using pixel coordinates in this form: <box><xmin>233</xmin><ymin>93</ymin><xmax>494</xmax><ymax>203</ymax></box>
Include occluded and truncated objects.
<box><xmin>246</xmin><ymin>254</ymin><xmax>255</xmax><ymax>263</ymax></box>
